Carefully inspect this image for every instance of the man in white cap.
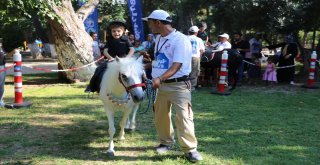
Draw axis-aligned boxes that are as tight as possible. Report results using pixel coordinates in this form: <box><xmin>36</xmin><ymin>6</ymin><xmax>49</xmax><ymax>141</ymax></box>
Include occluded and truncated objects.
<box><xmin>211</xmin><ymin>33</ymin><xmax>232</xmax><ymax>52</ymax></box>
<box><xmin>143</xmin><ymin>9</ymin><xmax>203</xmax><ymax>162</ymax></box>
<box><xmin>188</xmin><ymin>26</ymin><xmax>205</xmax><ymax>91</ymax></box>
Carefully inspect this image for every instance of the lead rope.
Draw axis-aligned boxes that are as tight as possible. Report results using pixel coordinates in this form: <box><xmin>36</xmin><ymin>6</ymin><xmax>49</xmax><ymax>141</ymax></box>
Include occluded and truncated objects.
<box><xmin>140</xmin><ymin>79</ymin><xmax>157</xmax><ymax>114</ymax></box>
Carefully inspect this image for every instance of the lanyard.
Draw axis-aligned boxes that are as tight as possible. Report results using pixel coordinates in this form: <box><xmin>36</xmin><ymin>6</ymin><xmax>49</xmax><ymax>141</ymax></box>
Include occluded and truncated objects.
<box><xmin>155</xmin><ymin>37</ymin><xmax>168</xmax><ymax>55</ymax></box>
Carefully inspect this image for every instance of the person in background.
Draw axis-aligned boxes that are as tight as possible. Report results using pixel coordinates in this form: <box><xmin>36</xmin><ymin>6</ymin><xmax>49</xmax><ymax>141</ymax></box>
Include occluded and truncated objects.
<box><xmin>187</xmin><ymin>26</ymin><xmax>205</xmax><ymax>91</ymax></box>
<box><xmin>128</xmin><ymin>33</ymin><xmax>135</xmax><ymax>45</ymax></box>
<box><xmin>262</xmin><ymin>56</ymin><xmax>277</xmax><ymax>86</ymax></box>
<box><xmin>231</xmin><ymin>32</ymin><xmax>250</xmax><ymax>85</ymax></box>
<box><xmin>248</xmin><ymin>53</ymin><xmax>262</xmax><ymax>85</ymax></box>
<box><xmin>266</xmin><ymin>34</ymin><xmax>300</xmax><ymax>84</ymax></box>
<box><xmin>143</xmin><ymin>9</ymin><xmax>203</xmax><ymax>162</ymax></box>
<box><xmin>210</xmin><ymin>33</ymin><xmax>231</xmax><ymax>52</ymax></box>
<box><xmin>196</xmin><ymin>22</ymin><xmax>209</xmax><ymax>46</ymax></box>
<box><xmin>248</xmin><ymin>32</ymin><xmax>263</xmax><ymax>61</ymax></box>
<box><xmin>142</xmin><ymin>34</ymin><xmax>155</xmax><ymax>51</ymax></box>
<box><xmin>90</xmin><ymin>32</ymin><xmax>102</xmax><ymax>63</ymax></box>
<box><xmin>133</xmin><ymin>40</ymin><xmax>145</xmax><ymax>57</ymax></box>
<box><xmin>0</xmin><ymin>47</ymin><xmax>6</xmax><ymax>107</ymax></box>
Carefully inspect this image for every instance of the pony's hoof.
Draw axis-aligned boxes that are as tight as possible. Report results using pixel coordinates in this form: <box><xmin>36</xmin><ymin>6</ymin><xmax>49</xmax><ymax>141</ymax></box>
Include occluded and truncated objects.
<box><xmin>117</xmin><ymin>137</ymin><xmax>125</xmax><ymax>141</ymax></box>
<box><xmin>106</xmin><ymin>151</ymin><xmax>115</xmax><ymax>157</ymax></box>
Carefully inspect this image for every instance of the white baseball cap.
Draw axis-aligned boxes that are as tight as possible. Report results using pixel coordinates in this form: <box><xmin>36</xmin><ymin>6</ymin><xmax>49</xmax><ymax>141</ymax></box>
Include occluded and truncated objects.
<box><xmin>189</xmin><ymin>26</ymin><xmax>199</xmax><ymax>33</ymax></box>
<box><xmin>218</xmin><ymin>33</ymin><xmax>229</xmax><ymax>39</ymax></box>
<box><xmin>142</xmin><ymin>10</ymin><xmax>172</xmax><ymax>22</ymax></box>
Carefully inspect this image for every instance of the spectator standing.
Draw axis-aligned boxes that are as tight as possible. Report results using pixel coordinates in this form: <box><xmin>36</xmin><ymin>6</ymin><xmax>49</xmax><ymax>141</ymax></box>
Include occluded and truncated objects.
<box><xmin>248</xmin><ymin>32</ymin><xmax>263</xmax><ymax>60</ymax></box>
<box><xmin>210</xmin><ymin>33</ymin><xmax>231</xmax><ymax>52</ymax></box>
<box><xmin>262</xmin><ymin>56</ymin><xmax>277</xmax><ymax>86</ymax></box>
<box><xmin>187</xmin><ymin>26</ymin><xmax>205</xmax><ymax>91</ymax></box>
<box><xmin>142</xmin><ymin>34</ymin><xmax>155</xmax><ymax>51</ymax></box>
<box><xmin>0</xmin><ymin>47</ymin><xmax>5</xmax><ymax>107</ymax></box>
<box><xmin>248</xmin><ymin>54</ymin><xmax>262</xmax><ymax>85</ymax></box>
<box><xmin>231</xmin><ymin>32</ymin><xmax>250</xmax><ymax>84</ymax></box>
<box><xmin>266</xmin><ymin>34</ymin><xmax>300</xmax><ymax>84</ymax></box>
<box><xmin>143</xmin><ymin>9</ymin><xmax>203</xmax><ymax>162</ymax></box>
<box><xmin>90</xmin><ymin>32</ymin><xmax>102</xmax><ymax>62</ymax></box>
<box><xmin>196</xmin><ymin>22</ymin><xmax>209</xmax><ymax>45</ymax></box>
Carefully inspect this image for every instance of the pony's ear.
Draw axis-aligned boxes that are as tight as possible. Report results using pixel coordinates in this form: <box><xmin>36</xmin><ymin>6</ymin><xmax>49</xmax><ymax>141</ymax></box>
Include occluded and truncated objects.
<box><xmin>137</xmin><ymin>55</ymin><xmax>143</xmax><ymax>63</ymax></box>
<box><xmin>115</xmin><ymin>56</ymin><xmax>120</xmax><ymax>62</ymax></box>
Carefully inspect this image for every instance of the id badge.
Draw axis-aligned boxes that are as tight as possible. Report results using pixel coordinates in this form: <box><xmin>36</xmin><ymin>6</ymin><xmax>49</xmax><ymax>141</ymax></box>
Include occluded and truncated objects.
<box><xmin>153</xmin><ymin>52</ymin><xmax>169</xmax><ymax>69</ymax></box>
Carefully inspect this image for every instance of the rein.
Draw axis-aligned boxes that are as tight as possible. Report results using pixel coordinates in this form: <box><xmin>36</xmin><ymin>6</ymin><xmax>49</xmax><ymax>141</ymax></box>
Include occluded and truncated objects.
<box><xmin>139</xmin><ymin>79</ymin><xmax>157</xmax><ymax>114</ymax></box>
<box><xmin>117</xmin><ymin>73</ymin><xmax>157</xmax><ymax>114</ymax></box>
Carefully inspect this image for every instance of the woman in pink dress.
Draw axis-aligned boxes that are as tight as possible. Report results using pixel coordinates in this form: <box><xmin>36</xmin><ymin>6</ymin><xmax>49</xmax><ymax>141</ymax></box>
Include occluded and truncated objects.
<box><xmin>263</xmin><ymin>57</ymin><xmax>277</xmax><ymax>85</ymax></box>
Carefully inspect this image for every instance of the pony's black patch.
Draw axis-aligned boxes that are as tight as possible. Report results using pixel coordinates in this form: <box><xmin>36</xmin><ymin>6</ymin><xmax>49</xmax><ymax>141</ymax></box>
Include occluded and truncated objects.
<box><xmin>88</xmin><ymin>61</ymin><xmax>109</xmax><ymax>93</ymax></box>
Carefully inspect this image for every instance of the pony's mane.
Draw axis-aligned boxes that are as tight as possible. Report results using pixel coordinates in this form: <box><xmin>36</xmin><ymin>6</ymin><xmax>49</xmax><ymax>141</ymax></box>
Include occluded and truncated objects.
<box><xmin>108</xmin><ymin>56</ymin><xmax>144</xmax><ymax>76</ymax></box>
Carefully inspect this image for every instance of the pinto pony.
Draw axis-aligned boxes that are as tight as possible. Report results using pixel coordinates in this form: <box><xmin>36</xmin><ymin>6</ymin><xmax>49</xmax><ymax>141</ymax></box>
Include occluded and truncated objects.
<box><xmin>99</xmin><ymin>56</ymin><xmax>146</xmax><ymax>156</ymax></box>
<box><xmin>201</xmin><ymin>48</ymin><xmax>243</xmax><ymax>90</ymax></box>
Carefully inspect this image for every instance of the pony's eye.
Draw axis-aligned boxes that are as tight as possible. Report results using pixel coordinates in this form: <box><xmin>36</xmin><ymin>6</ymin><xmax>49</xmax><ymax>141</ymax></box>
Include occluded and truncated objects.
<box><xmin>121</xmin><ymin>74</ymin><xmax>128</xmax><ymax>79</ymax></box>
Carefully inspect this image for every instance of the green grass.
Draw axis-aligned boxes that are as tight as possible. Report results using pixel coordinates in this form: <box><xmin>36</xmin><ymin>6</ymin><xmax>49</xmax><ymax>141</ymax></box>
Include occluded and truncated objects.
<box><xmin>1</xmin><ymin>73</ymin><xmax>319</xmax><ymax>165</ymax></box>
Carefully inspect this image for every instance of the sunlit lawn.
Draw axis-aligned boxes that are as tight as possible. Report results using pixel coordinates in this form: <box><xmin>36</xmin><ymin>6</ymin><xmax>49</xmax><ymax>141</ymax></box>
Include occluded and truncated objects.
<box><xmin>0</xmin><ymin>73</ymin><xmax>319</xmax><ymax>165</ymax></box>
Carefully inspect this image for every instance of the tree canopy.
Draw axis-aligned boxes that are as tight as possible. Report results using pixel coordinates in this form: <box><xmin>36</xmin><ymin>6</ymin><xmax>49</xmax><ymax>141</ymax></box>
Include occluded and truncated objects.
<box><xmin>1</xmin><ymin>0</ymin><xmax>319</xmax><ymax>50</ymax></box>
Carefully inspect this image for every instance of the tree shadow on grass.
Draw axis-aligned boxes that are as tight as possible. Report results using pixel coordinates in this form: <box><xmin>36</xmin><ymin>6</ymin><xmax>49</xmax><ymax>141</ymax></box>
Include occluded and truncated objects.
<box><xmin>192</xmin><ymin>88</ymin><xmax>320</xmax><ymax>165</ymax></box>
<box><xmin>0</xmin><ymin>119</ymin><xmax>166</xmax><ymax>163</ymax></box>
<box><xmin>0</xmin><ymin>96</ymin><xmax>181</xmax><ymax>164</ymax></box>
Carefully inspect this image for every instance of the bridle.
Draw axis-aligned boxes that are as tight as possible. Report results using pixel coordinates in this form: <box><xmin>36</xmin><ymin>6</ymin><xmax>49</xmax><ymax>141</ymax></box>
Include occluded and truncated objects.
<box><xmin>118</xmin><ymin>73</ymin><xmax>146</xmax><ymax>93</ymax></box>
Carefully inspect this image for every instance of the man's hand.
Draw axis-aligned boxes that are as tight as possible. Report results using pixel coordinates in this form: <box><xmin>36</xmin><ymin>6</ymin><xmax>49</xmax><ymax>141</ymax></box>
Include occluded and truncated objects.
<box><xmin>152</xmin><ymin>77</ymin><xmax>161</xmax><ymax>89</ymax></box>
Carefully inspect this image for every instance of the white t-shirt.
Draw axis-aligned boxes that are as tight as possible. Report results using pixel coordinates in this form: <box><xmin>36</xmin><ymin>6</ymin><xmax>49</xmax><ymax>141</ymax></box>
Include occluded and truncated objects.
<box><xmin>249</xmin><ymin>38</ymin><xmax>262</xmax><ymax>53</ymax></box>
<box><xmin>92</xmin><ymin>41</ymin><xmax>101</xmax><ymax>60</ymax></box>
<box><xmin>152</xmin><ymin>29</ymin><xmax>192</xmax><ymax>79</ymax></box>
<box><xmin>188</xmin><ymin>35</ymin><xmax>205</xmax><ymax>58</ymax></box>
<box><xmin>212</xmin><ymin>41</ymin><xmax>231</xmax><ymax>52</ymax></box>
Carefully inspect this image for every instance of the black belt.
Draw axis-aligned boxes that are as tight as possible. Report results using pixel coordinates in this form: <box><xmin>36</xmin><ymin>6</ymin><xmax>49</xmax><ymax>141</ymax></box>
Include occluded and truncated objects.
<box><xmin>163</xmin><ymin>76</ymin><xmax>189</xmax><ymax>83</ymax></box>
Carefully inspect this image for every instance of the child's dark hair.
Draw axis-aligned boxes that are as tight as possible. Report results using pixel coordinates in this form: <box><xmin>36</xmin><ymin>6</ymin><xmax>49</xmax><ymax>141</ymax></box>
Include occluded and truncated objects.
<box><xmin>107</xmin><ymin>21</ymin><xmax>127</xmax><ymax>34</ymax></box>
<box><xmin>89</xmin><ymin>31</ymin><xmax>97</xmax><ymax>37</ymax></box>
<box><xmin>109</xmin><ymin>24</ymin><xmax>126</xmax><ymax>31</ymax></box>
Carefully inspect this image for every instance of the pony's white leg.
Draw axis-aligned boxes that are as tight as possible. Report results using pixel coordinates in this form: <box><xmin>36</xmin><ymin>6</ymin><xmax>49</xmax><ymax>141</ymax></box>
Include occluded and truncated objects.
<box><xmin>129</xmin><ymin>104</ymin><xmax>139</xmax><ymax>130</ymax></box>
<box><xmin>105</xmin><ymin>109</ymin><xmax>116</xmax><ymax>155</ymax></box>
<box><xmin>118</xmin><ymin>109</ymin><xmax>131</xmax><ymax>141</ymax></box>
<box><xmin>125</xmin><ymin>117</ymin><xmax>130</xmax><ymax>129</ymax></box>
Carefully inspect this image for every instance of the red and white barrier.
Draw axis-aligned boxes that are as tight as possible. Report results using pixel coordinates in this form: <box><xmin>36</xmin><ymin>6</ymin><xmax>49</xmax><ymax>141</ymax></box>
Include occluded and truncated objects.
<box><xmin>14</xmin><ymin>50</ymin><xmax>23</xmax><ymax>103</ymax></box>
<box><xmin>212</xmin><ymin>50</ymin><xmax>231</xmax><ymax>95</ymax></box>
<box><xmin>5</xmin><ymin>50</ymin><xmax>32</xmax><ymax>108</ymax></box>
<box><xmin>307</xmin><ymin>51</ymin><xmax>317</xmax><ymax>86</ymax></box>
<box><xmin>302</xmin><ymin>51</ymin><xmax>318</xmax><ymax>89</ymax></box>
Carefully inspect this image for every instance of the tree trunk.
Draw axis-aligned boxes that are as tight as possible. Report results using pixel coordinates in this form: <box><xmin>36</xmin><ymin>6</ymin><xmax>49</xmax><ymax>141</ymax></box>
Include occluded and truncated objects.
<box><xmin>302</xmin><ymin>30</ymin><xmax>308</xmax><ymax>48</ymax></box>
<box><xmin>48</xmin><ymin>0</ymin><xmax>97</xmax><ymax>81</ymax></box>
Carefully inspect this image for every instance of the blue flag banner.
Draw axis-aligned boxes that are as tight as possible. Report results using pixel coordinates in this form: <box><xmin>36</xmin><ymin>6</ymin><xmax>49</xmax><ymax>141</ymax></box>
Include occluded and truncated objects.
<box><xmin>127</xmin><ymin>0</ymin><xmax>145</xmax><ymax>41</ymax></box>
<box><xmin>78</xmin><ymin>0</ymin><xmax>99</xmax><ymax>34</ymax></box>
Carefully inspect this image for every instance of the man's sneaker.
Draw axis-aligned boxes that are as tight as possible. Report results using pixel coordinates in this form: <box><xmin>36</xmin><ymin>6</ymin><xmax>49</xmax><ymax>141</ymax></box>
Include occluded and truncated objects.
<box><xmin>155</xmin><ymin>144</ymin><xmax>171</xmax><ymax>154</ymax></box>
<box><xmin>185</xmin><ymin>151</ymin><xmax>203</xmax><ymax>163</ymax></box>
